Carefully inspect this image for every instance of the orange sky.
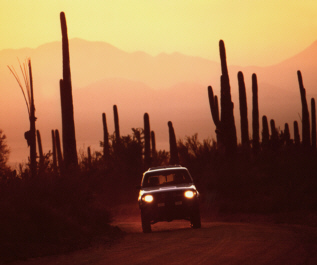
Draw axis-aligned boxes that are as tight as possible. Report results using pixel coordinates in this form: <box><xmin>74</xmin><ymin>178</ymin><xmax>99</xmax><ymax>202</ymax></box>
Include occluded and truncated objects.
<box><xmin>1</xmin><ymin>0</ymin><xmax>317</xmax><ymax>66</ymax></box>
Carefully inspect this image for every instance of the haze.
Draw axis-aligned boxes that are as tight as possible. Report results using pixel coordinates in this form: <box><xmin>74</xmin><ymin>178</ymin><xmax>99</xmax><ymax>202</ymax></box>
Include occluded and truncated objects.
<box><xmin>1</xmin><ymin>1</ymin><xmax>317</xmax><ymax>165</ymax></box>
<box><xmin>1</xmin><ymin>1</ymin><xmax>317</xmax><ymax>66</ymax></box>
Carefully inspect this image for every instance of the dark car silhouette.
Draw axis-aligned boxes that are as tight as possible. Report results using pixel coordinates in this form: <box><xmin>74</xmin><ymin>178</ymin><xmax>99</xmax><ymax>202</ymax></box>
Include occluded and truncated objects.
<box><xmin>138</xmin><ymin>165</ymin><xmax>201</xmax><ymax>233</ymax></box>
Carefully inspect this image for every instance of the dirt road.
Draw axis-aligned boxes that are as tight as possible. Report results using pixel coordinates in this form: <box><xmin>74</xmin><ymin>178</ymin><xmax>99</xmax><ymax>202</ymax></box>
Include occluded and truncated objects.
<box><xmin>12</xmin><ymin>220</ymin><xmax>317</xmax><ymax>265</ymax></box>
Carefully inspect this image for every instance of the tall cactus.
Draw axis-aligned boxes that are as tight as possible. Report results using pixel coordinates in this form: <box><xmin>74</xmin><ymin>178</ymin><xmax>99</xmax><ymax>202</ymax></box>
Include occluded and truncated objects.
<box><xmin>51</xmin><ymin>130</ymin><xmax>57</xmax><ymax>173</ymax></box>
<box><xmin>55</xmin><ymin>129</ymin><xmax>64</xmax><ymax>172</ymax></box>
<box><xmin>113</xmin><ymin>105</ymin><xmax>120</xmax><ymax>144</ymax></box>
<box><xmin>27</xmin><ymin>60</ymin><xmax>37</xmax><ymax>177</ymax></box>
<box><xmin>219</xmin><ymin>40</ymin><xmax>237</xmax><ymax>155</ymax></box>
<box><xmin>37</xmin><ymin>130</ymin><xmax>44</xmax><ymax>173</ymax></box>
<box><xmin>60</xmin><ymin>12</ymin><xmax>78</xmax><ymax>169</ymax></box>
<box><xmin>208</xmin><ymin>40</ymin><xmax>237</xmax><ymax>155</ymax></box>
<box><xmin>311</xmin><ymin>98</ymin><xmax>316</xmax><ymax>152</ymax></box>
<box><xmin>102</xmin><ymin>113</ymin><xmax>110</xmax><ymax>160</ymax></box>
<box><xmin>87</xmin><ymin>146</ymin><xmax>92</xmax><ymax>169</ymax></box>
<box><xmin>284</xmin><ymin>123</ymin><xmax>291</xmax><ymax>146</ymax></box>
<box><xmin>151</xmin><ymin>131</ymin><xmax>157</xmax><ymax>162</ymax></box>
<box><xmin>270</xmin><ymin>119</ymin><xmax>279</xmax><ymax>149</ymax></box>
<box><xmin>297</xmin><ymin>71</ymin><xmax>310</xmax><ymax>149</ymax></box>
<box><xmin>208</xmin><ymin>86</ymin><xmax>221</xmax><ymax>146</ymax></box>
<box><xmin>262</xmin><ymin>115</ymin><xmax>269</xmax><ymax>148</ymax></box>
<box><xmin>168</xmin><ymin>121</ymin><xmax>179</xmax><ymax>165</ymax></box>
<box><xmin>237</xmin><ymin>71</ymin><xmax>249</xmax><ymax>149</ymax></box>
<box><xmin>252</xmin><ymin>74</ymin><xmax>260</xmax><ymax>154</ymax></box>
<box><xmin>294</xmin><ymin>121</ymin><xmax>300</xmax><ymax>147</ymax></box>
<box><xmin>144</xmin><ymin>113</ymin><xmax>151</xmax><ymax>169</ymax></box>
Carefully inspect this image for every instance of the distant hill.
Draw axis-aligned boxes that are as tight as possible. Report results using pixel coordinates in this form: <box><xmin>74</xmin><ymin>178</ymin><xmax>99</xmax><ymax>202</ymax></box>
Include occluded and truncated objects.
<box><xmin>0</xmin><ymin>38</ymin><xmax>317</xmax><ymax>164</ymax></box>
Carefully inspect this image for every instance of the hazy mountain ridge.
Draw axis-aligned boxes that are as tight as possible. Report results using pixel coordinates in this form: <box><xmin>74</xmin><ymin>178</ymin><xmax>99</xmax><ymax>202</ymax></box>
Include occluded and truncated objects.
<box><xmin>1</xmin><ymin>38</ymin><xmax>317</xmax><ymax>163</ymax></box>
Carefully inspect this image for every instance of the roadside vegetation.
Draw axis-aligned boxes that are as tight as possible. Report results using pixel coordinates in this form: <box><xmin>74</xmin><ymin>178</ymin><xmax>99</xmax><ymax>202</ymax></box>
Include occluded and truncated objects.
<box><xmin>1</xmin><ymin>127</ymin><xmax>317</xmax><ymax>263</ymax></box>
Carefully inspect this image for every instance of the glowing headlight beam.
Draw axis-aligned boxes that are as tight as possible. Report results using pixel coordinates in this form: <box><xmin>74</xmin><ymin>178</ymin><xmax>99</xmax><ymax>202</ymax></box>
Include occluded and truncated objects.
<box><xmin>184</xmin><ymin>190</ymin><xmax>195</xmax><ymax>199</ymax></box>
<box><xmin>143</xmin><ymin>194</ymin><xmax>154</xmax><ymax>203</ymax></box>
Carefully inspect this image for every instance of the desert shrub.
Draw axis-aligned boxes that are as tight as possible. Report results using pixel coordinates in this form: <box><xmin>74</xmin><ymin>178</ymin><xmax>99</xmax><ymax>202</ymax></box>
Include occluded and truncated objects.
<box><xmin>0</xmin><ymin>168</ymin><xmax>117</xmax><ymax>263</ymax></box>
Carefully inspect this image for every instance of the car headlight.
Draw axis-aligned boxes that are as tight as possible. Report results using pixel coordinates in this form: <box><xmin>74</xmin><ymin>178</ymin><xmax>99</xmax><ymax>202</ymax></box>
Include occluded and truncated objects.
<box><xmin>143</xmin><ymin>194</ymin><xmax>154</xmax><ymax>203</ymax></box>
<box><xmin>184</xmin><ymin>190</ymin><xmax>195</xmax><ymax>199</ymax></box>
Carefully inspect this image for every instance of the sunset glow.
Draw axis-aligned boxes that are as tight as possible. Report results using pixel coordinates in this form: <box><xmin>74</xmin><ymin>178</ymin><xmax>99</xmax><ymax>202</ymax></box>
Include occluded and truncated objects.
<box><xmin>1</xmin><ymin>0</ymin><xmax>317</xmax><ymax>66</ymax></box>
<box><xmin>1</xmin><ymin>1</ymin><xmax>317</xmax><ymax>164</ymax></box>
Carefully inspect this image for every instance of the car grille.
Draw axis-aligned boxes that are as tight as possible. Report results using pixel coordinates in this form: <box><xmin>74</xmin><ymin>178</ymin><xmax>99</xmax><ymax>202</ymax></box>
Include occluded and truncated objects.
<box><xmin>153</xmin><ymin>191</ymin><xmax>184</xmax><ymax>204</ymax></box>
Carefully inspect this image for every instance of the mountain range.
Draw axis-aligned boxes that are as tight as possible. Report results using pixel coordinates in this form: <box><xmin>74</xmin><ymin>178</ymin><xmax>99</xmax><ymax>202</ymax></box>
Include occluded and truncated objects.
<box><xmin>1</xmin><ymin>38</ymin><xmax>317</xmax><ymax>164</ymax></box>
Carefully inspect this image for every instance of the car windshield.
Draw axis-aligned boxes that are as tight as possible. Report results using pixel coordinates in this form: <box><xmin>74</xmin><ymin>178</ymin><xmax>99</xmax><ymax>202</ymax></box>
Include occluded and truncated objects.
<box><xmin>142</xmin><ymin>169</ymin><xmax>192</xmax><ymax>187</ymax></box>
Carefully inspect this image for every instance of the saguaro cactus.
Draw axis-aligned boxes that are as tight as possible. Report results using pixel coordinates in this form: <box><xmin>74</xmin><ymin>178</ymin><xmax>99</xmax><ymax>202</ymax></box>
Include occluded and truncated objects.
<box><xmin>252</xmin><ymin>74</ymin><xmax>260</xmax><ymax>154</ymax></box>
<box><xmin>237</xmin><ymin>71</ymin><xmax>249</xmax><ymax>149</ymax></box>
<box><xmin>270</xmin><ymin>119</ymin><xmax>279</xmax><ymax>149</ymax></box>
<box><xmin>144</xmin><ymin>113</ymin><xmax>151</xmax><ymax>169</ymax></box>
<box><xmin>219</xmin><ymin>40</ymin><xmax>237</xmax><ymax>154</ymax></box>
<box><xmin>151</xmin><ymin>131</ymin><xmax>157</xmax><ymax>161</ymax></box>
<box><xmin>55</xmin><ymin>129</ymin><xmax>64</xmax><ymax>171</ymax></box>
<box><xmin>168</xmin><ymin>121</ymin><xmax>179</xmax><ymax>165</ymax></box>
<box><xmin>37</xmin><ymin>130</ymin><xmax>44</xmax><ymax>173</ymax></box>
<box><xmin>87</xmin><ymin>146</ymin><xmax>92</xmax><ymax>169</ymax></box>
<box><xmin>102</xmin><ymin>113</ymin><xmax>110</xmax><ymax>160</ymax></box>
<box><xmin>27</xmin><ymin>61</ymin><xmax>37</xmax><ymax>177</ymax></box>
<box><xmin>262</xmin><ymin>115</ymin><xmax>269</xmax><ymax>148</ymax></box>
<box><xmin>60</xmin><ymin>12</ymin><xmax>78</xmax><ymax>168</ymax></box>
<box><xmin>208</xmin><ymin>86</ymin><xmax>222</xmax><ymax>146</ymax></box>
<box><xmin>113</xmin><ymin>105</ymin><xmax>120</xmax><ymax>144</ymax></box>
<box><xmin>208</xmin><ymin>40</ymin><xmax>237</xmax><ymax>155</ymax></box>
<box><xmin>294</xmin><ymin>121</ymin><xmax>300</xmax><ymax>147</ymax></box>
<box><xmin>311</xmin><ymin>98</ymin><xmax>316</xmax><ymax>151</ymax></box>
<box><xmin>297</xmin><ymin>71</ymin><xmax>310</xmax><ymax>149</ymax></box>
<box><xmin>51</xmin><ymin>130</ymin><xmax>57</xmax><ymax>173</ymax></box>
<box><xmin>283</xmin><ymin>123</ymin><xmax>291</xmax><ymax>146</ymax></box>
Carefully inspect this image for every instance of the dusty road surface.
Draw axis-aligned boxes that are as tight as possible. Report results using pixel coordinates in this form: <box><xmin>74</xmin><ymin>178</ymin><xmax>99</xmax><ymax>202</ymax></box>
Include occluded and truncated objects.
<box><xmin>12</xmin><ymin>220</ymin><xmax>317</xmax><ymax>265</ymax></box>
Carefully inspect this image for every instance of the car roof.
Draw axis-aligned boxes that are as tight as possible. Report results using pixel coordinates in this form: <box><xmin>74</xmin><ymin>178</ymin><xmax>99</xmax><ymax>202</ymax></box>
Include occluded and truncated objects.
<box><xmin>144</xmin><ymin>165</ymin><xmax>188</xmax><ymax>174</ymax></box>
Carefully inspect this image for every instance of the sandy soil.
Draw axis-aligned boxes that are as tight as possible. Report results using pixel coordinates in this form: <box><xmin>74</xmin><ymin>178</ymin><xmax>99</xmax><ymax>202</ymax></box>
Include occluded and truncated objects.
<box><xmin>11</xmin><ymin>218</ymin><xmax>317</xmax><ymax>265</ymax></box>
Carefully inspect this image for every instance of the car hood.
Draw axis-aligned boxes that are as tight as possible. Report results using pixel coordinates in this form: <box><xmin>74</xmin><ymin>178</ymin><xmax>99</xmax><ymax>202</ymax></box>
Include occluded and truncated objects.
<box><xmin>139</xmin><ymin>184</ymin><xmax>197</xmax><ymax>199</ymax></box>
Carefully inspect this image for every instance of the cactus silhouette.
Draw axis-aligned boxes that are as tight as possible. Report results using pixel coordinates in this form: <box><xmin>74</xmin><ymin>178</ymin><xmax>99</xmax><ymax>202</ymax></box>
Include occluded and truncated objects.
<box><xmin>87</xmin><ymin>146</ymin><xmax>92</xmax><ymax>169</ymax></box>
<box><xmin>27</xmin><ymin>61</ymin><xmax>37</xmax><ymax>177</ymax></box>
<box><xmin>270</xmin><ymin>119</ymin><xmax>279</xmax><ymax>149</ymax></box>
<box><xmin>262</xmin><ymin>115</ymin><xmax>269</xmax><ymax>148</ymax></box>
<box><xmin>283</xmin><ymin>123</ymin><xmax>291</xmax><ymax>146</ymax></box>
<box><xmin>252</xmin><ymin>74</ymin><xmax>260</xmax><ymax>154</ymax></box>
<box><xmin>151</xmin><ymin>131</ymin><xmax>157</xmax><ymax>161</ymax></box>
<box><xmin>113</xmin><ymin>105</ymin><xmax>120</xmax><ymax>144</ymax></box>
<box><xmin>102</xmin><ymin>113</ymin><xmax>110</xmax><ymax>160</ymax></box>
<box><xmin>219</xmin><ymin>40</ymin><xmax>237</xmax><ymax>155</ymax></box>
<box><xmin>294</xmin><ymin>121</ymin><xmax>300</xmax><ymax>147</ymax></box>
<box><xmin>237</xmin><ymin>71</ymin><xmax>250</xmax><ymax>149</ymax></box>
<box><xmin>297</xmin><ymin>71</ymin><xmax>310</xmax><ymax>149</ymax></box>
<box><xmin>311</xmin><ymin>98</ymin><xmax>316</xmax><ymax>152</ymax></box>
<box><xmin>208</xmin><ymin>86</ymin><xmax>222</xmax><ymax>146</ymax></box>
<box><xmin>37</xmin><ymin>130</ymin><xmax>44</xmax><ymax>173</ymax></box>
<box><xmin>144</xmin><ymin>113</ymin><xmax>151</xmax><ymax>169</ymax></box>
<box><xmin>51</xmin><ymin>130</ymin><xmax>57</xmax><ymax>173</ymax></box>
<box><xmin>60</xmin><ymin>12</ymin><xmax>78</xmax><ymax>169</ymax></box>
<box><xmin>168</xmin><ymin>121</ymin><xmax>179</xmax><ymax>165</ymax></box>
<box><xmin>55</xmin><ymin>129</ymin><xmax>64</xmax><ymax>172</ymax></box>
<box><xmin>207</xmin><ymin>40</ymin><xmax>237</xmax><ymax>155</ymax></box>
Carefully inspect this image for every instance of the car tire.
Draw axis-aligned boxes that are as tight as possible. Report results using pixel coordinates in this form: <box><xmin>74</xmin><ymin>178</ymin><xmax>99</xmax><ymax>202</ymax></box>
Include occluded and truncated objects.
<box><xmin>190</xmin><ymin>206</ymin><xmax>201</xmax><ymax>229</ymax></box>
<box><xmin>141</xmin><ymin>210</ymin><xmax>152</xmax><ymax>233</ymax></box>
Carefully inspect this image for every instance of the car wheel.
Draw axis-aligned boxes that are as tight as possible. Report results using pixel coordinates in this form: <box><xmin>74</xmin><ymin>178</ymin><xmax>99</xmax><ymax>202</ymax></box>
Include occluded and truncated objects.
<box><xmin>141</xmin><ymin>211</ymin><xmax>152</xmax><ymax>233</ymax></box>
<box><xmin>190</xmin><ymin>207</ymin><xmax>201</xmax><ymax>229</ymax></box>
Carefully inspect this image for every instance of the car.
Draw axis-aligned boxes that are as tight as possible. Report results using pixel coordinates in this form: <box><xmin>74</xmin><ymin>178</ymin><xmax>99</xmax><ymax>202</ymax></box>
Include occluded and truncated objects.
<box><xmin>138</xmin><ymin>165</ymin><xmax>201</xmax><ymax>233</ymax></box>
